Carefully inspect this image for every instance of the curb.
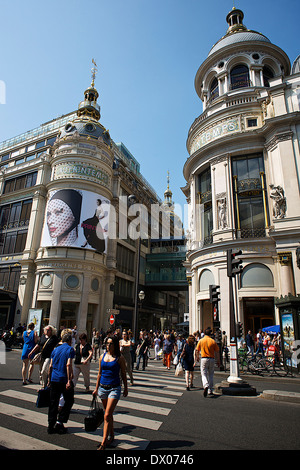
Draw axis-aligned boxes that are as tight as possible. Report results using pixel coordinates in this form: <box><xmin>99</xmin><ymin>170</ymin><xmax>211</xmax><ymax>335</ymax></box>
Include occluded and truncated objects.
<box><xmin>261</xmin><ymin>390</ymin><xmax>300</xmax><ymax>404</ymax></box>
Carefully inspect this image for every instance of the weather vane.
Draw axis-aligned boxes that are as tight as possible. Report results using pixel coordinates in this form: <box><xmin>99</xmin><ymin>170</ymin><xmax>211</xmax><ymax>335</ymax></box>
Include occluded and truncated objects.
<box><xmin>91</xmin><ymin>58</ymin><xmax>98</xmax><ymax>86</ymax></box>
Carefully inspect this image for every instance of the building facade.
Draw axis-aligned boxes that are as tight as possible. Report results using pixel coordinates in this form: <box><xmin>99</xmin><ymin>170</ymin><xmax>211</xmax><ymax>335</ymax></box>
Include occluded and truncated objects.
<box><xmin>182</xmin><ymin>8</ymin><xmax>300</xmax><ymax>337</ymax></box>
<box><xmin>0</xmin><ymin>74</ymin><xmax>186</xmax><ymax>336</ymax></box>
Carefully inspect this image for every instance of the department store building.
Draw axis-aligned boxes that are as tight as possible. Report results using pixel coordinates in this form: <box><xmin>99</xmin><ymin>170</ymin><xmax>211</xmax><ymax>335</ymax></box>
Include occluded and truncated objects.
<box><xmin>182</xmin><ymin>8</ymin><xmax>300</xmax><ymax>336</ymax></box>
<box><xmin>0</xmin><ymin>76</ymin><xmax>186</xmax><ymax>336</ymax></box>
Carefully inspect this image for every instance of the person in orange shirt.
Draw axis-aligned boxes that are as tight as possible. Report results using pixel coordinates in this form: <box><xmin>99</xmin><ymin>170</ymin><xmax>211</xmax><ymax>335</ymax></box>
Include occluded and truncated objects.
<box><xmin>195</xmin><ymin>328</ymin><xmax>219</xmax><ymax>397</ymax></box>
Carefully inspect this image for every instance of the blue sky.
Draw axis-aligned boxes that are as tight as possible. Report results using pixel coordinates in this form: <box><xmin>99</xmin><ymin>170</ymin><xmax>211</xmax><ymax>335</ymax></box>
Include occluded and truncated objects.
<box><xmin>0</xmin><ymin>0</ymin><xmax>299</xmax><ymax>217</ymax></box>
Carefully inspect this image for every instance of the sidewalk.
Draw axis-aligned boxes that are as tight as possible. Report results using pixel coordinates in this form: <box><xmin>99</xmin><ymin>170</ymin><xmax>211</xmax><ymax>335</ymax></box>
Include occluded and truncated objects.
<box><xmin>214</xmin><ymin>369</ymin><xmax>300</xmax><ymax>404</ymax></box>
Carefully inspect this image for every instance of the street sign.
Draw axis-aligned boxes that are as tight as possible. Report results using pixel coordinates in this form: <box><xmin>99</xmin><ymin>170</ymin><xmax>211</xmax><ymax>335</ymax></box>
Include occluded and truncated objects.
<box><xmin>107</xmin><ymin>309</ymin><xmax>120</xmax><ymax>315</ymax></box>
<box><xmin>109</xmin><ymin>314</ymin><xmax>115</xmax><ymax>325</ymax></box>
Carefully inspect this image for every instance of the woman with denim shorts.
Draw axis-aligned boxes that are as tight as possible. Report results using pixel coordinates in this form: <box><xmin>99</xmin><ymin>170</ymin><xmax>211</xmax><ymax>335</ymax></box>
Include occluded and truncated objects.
<box><xmin>93</xmin><ymin>335</ymin><xmax>128</xmax><ymax>450</ymax></box>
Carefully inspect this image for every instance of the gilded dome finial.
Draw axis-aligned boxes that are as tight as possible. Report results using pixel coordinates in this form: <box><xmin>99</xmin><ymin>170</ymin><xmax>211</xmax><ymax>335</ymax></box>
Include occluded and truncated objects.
<box><xmin>91</xmin><ymin>58</ymin><xmax>98</xmax><ymax>87</ymax></box>
<box><xmin>77</xmin><ymin>59</ymin><xmax>101</xmax><ymax>121</ymax></box>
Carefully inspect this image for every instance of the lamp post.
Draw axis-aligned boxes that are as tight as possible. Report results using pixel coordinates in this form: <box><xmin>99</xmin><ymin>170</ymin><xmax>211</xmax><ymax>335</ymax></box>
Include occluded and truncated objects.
<box><xmin>134</xmin><ymin>289</ymin><xmax>145</xmax><ymax>342</ymax></box>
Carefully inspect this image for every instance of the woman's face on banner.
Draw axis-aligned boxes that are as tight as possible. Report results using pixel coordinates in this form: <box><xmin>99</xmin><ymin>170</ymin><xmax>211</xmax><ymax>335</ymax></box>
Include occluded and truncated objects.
<box><xmin>47</xmin><ymin>198</ymin><xmax>75</xmax><ymax>239</ymax></box>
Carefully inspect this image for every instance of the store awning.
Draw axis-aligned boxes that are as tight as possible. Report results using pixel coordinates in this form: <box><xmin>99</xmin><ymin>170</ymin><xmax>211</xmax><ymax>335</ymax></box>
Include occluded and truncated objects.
<box><xmin>262</xmin><ymin>325</ymin><xmax>280</xmax><ymax>334</ymax></box>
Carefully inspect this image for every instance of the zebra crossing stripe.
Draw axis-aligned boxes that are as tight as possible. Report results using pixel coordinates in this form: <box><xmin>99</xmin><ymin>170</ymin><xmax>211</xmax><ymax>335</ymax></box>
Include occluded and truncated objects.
<box><xmin>0</xmin><ymin>399</ymin><xmax>149</xmax><ymax>450</ymax></box>
<box><xmin>0</xmin><ymin>389</ymin><xmax>163</xmax><ymax>431</ymax></box>
<box><xmin>71</xmin><ymin>391</ymin><xmax>171</xmax><ymax>416</ymax></box>
<box><xmin>0</xmin><ymin>426</ymin><xmax>66</xmax><ymax>450</ymax></box>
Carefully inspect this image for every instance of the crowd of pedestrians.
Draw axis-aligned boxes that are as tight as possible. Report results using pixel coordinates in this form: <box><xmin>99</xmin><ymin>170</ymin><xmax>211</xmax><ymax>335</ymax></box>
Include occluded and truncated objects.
<box><xmin>243</xmin><ymin>329</ymin><xmax>281</xmax><ymax>358</ymax></box>
<box><xmin>18</xmin><ymin>321</ymin><xmax>283</xmax><ymax>447</ymax></box>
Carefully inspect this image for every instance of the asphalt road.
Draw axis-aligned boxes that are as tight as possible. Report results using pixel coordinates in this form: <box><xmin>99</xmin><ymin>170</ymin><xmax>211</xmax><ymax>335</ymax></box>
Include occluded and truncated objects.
<box><xmin>0</xmin><ymin>347</ymin><xmax>299</xmax><ymax>454</ymax></box>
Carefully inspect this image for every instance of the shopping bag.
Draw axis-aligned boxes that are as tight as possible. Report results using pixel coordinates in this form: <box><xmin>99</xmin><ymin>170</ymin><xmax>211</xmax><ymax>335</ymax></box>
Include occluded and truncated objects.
<box><xmin>84</xmin><ymin>396</ymin><xmax>104</xmax><ymax>432</ymax></box>
<box><xmin>175</xmin><ymin>362</ymin><xmax>183</xmax><ymax>377</ymax></box>
<box><xmin>173</xmin><ymin>355</ymin><xmax>179</xmax><ymax>365</ymax></box>
<box><xmin>36</xmin><ymin>387</ymin><xmax>51</xmax><ymax>408</ymax></box>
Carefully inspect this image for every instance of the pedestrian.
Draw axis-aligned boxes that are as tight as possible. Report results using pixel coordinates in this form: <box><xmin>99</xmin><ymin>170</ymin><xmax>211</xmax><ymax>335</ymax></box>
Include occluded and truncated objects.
<box><xmin>245</xmin><ymin>330</ymin><xmax>254</xmax><ymax>357</ymax></box>
<box><xmin>93</xmin><ymin>335</ymin><xmax>128</xmax><ymax>450</ymax></box>
<box><xmin>21</xmin><ymin>322</ymin><xmax>38</xmax><ymax>385</ymax></box>
<box><xmin>195</xmin><ymin>328</ymin><xmax>219</xmax><ymax>397</ymax></box>
<box><xmin>71</xmin><ymin>325</ymin><xmax>78</xmax><ymax>349</ymax></box>
<box><xmin>255</xmin><ymin>329</ymin><xmax>264</xmax><ymax>356</ymax></box>
<box><xmin>136</xmin><ymin>331</ymin><xmax>150</xmax><ymax>371</ymax></box>
<box><xmin>175</xmin><ymin>334</ymin><xmax>185</xmax><ymax>365</ymax></box>
<box><xmin>222</xmin><ymin>331</ymin><xmax>228</xmax><ymax>361</ymax></box>
<box><xmin>128</xmin><ymin>330</ymin><xmax>136</xmax><ymax>369</ymax></box>
<box><xmin>119</xmin><ymin>330</ymin><xmax>134</xmax><ymax>385</ymax></box>
<box><xmin>92</xmin><ymin>331</ymin><xmax>101</xmax><ymax>361</ymax></box>
<box><xmin>47</xmin><ymin>331</ymin><xmax>75</xmax><ymax>434</ymax></box>
<box><xmin>29</xmin><ymin>325</ymin><xmax>59</xmax><ymax>387</ymax></box>
<box><xmin>180</xmin><ymin>335</ymin><xmax>195</xmax><ymax>390</ymax></box>
<box><xmin>73</xmin><ymin>333</ymin><xmax>93</xmax><ymax>392</ymax></box>
<box><xmin>153</xmin><ymin>333</ymin><xmax>161</xmax><ymax>360</ymax></box>
<box><xmin>163</xmin><ymin>334</ymin><xmax>174</xmax><ymax>370</ymax></box>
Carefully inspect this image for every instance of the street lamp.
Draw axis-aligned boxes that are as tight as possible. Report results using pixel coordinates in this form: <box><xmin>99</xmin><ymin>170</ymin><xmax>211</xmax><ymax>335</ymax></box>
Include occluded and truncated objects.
<box><xmin>138</xmin><ymin>290</ymin><xmax>145</xmax><ymax>302</ymax></box>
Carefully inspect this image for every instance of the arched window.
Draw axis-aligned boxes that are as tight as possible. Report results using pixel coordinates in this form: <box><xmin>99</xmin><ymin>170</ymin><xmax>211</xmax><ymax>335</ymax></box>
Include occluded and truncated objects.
<box><xmin>199</xmin><ymin>269</ymin><xmax>215</xmax><ymax>291</ymax></box>
<box><xmin>241</xmin><ymin>263</ymin><xmax>274</xmax><ymax>288</ymax></box>
<box><xmin>230</xmin><ymin>64</ymin><xmax>250</xmax><ymax>90</ymax></box>
<box><xmin>210</xmin><ymin>77</ymin><xmax>219</xmax><ymax>101</ymax></box>
<box><xmin>263</xmin><ymin>66</ymin><xmax>274</xmax><ymax>87</ymax></box>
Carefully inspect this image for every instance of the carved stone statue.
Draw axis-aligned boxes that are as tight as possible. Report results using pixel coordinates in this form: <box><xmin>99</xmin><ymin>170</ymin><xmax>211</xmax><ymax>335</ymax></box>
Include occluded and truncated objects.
<box><xmin>269</xmin><ymin>184</ymin><xmax>286</xmax><ymax>219</ymax></box>
<box><xmin>217</xmin><ymin>198</ymin><xmax>227</xmax><ymax>229</ymax></box>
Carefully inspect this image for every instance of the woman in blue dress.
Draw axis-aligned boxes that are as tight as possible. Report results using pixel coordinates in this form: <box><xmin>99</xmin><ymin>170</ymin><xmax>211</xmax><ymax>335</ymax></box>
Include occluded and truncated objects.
<box><xmin>21</xmin><ymin>322</ymin><xmax>38</xmax><ymax>385</ymax></box>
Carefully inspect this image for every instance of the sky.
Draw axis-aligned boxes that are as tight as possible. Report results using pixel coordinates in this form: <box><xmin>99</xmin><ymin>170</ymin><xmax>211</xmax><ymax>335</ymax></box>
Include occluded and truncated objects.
<box><xmin>0</xmin><ymin>0</ymin><xmax>299</xmax><ymax>222</ymax></box>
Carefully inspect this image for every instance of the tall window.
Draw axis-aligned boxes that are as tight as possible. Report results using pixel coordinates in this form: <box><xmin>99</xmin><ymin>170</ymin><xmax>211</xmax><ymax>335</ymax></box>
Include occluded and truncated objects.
<box><xmin>210</xmin><ymin>77</ymin><xmax>219</xmax><ymax>101</ymax></box>
<box><xmin>3</xmin><ymin>171</ymin><xmax>37</xmax><ymax>194</ymax></box>
<box><xmin>230</xmin><ymin>64</ymin><xmax>250</xmax><ymax>90</ymax></box>
<box><xmin>198</xmin><ymin>168</ymin><xmax>213</xmax><ymax>245</ymax></box>
<box><xmin>263</xmin><ymin>66</ymin><xmax>274</xmax><ymax>87</ymax></box>
<box><xmin>0</xmin><ymin>199</ymin><xmax>32</xmax><ymax>254</ymax></box>
<box><xmin>232</xmin><ymin>154</ymin><xmax>267</xmax><ymax>238</ymax></box>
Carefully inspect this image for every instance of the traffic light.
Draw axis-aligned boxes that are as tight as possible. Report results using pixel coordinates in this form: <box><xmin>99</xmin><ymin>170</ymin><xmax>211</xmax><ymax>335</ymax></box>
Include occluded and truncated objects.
<box><xmin>215</xmin><ymin>328</ymin><xmax>222</xmax><ymax>342</ymax></box>
<box><xmin>209</xmin><ymin>285</ymin><xmax>220</xmax><ymax>305</ymax></box>
<box><xmin>236</xmin><ymin>322</ymin><xmax>243</xmax><ymax>338</ymax></box>
<box><xmin>227</xmin><ymin>249</ymin><xmax>243</xmax><ymax>277</ymax></box>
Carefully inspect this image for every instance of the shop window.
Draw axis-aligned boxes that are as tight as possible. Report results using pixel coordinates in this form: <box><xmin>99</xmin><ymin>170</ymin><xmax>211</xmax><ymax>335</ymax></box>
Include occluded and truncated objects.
<box><xmin>199</xmin><ymin>269</ymin><xmax>215</xmax><ymax>291</ymax></box>
<box><xmin>241</xmin><ymin>263</ymin><xmax>274</xmax><ymax>287</ymax></box>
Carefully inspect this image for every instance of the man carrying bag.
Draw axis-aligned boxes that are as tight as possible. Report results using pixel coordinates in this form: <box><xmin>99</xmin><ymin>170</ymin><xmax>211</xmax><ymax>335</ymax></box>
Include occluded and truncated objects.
<box><xmin>47</xmin><ymin>331</ymin><xmax>75</xmax><ymax>434</ymax></box>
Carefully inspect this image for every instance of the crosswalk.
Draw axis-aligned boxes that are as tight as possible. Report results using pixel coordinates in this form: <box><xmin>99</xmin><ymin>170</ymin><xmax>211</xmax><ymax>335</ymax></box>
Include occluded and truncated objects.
<box><xmin>0</xmin><ymin>360</ymin><xmax>187</xmax><ymax>450</ymax></box>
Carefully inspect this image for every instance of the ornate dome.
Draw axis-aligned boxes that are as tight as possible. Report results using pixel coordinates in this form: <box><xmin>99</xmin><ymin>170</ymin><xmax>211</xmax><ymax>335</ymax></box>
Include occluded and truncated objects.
<box><xmin>208</xmin><ymin>30</ymin><xmax>270</xmax><ymax>56</ymax></box>
<box><xmin>59</xmin><ymin>118</ymin><xmax>111</xmax><ymax>146</ymax></box>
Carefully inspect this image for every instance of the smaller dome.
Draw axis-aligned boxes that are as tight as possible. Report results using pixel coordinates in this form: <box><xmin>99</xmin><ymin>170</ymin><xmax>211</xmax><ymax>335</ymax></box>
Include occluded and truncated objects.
<box><xmin>208</xmin><ymin>8</ymin><xmax>271</xmax><ymax>57</ymax></box>
<box><xmin>208</xmin><ymin>30</ymin><xmax>270</xmax><ymax>56</ymax></box>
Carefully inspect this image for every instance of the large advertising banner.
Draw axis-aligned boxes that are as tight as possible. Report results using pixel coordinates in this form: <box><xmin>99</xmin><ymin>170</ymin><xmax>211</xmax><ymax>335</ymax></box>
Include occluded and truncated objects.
<box><xmin>41</xmin><ymin>189</ymin><xmax>110</xmax><ymax>253</ymax></box>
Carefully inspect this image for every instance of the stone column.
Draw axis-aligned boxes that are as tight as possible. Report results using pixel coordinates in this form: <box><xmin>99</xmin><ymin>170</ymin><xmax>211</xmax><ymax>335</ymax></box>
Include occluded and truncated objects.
<box><xmin>77</xmin><ymin>272</ymin><xmax>92</xmax><ymax>334</ymax></box>
<box><xmin>48</xmin><ymin>273</ymin><xmax>63</xmax><ymax>328</ymax></box>
<box><xmin>278</xmin><ymin>252</ymin><xmax>295</xmax><ymax>296</ymax></box>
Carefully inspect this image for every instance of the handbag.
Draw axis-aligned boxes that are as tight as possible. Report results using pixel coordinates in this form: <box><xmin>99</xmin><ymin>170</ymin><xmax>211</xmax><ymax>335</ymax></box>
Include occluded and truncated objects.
<box><xmin>84</xmin><ymin>396</ymin><xmax>104</xmax><ymax>432</ymax></box>
<box><xmin>175</xmin><ymin>362</ymin><xmax>183</xmax><ymax>377</ymax></box>
<box><xmin>36</xmin><ymin>387</ymin><xmax>51</xmax><ymax>408</ymax></box>
<box><xmin>31</xmin><ymin>337</ymin><xmax>50</xmax><ymax>365</ymax></box>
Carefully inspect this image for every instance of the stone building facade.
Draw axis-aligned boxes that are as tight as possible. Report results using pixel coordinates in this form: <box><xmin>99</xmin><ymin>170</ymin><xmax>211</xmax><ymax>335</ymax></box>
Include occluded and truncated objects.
<box><xmin>182</xmin><ymin>8</ymin><xmax>300</xmax><ymax>336</ymax></box>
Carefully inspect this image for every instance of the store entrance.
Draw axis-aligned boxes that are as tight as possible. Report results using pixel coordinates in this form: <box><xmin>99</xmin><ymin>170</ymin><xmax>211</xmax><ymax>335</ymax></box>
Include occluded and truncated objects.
<box><xmin>243</xmin><ymin>298</ymin><xmax>274</xmax><ymax>334</ymax></box>
<box><xmin>60</xmin><ymin>302</ymin><xmax>78</xmax><ymax>329</ymax></box>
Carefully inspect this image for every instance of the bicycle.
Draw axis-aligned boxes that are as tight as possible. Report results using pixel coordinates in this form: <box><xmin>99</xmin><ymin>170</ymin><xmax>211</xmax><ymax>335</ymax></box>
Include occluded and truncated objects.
<box><xmin>246</xmin><ymin>354</ymin><xmax>271</xmax><ymax>375</ymax></box>
<box><xmin>262</xmin><ymin>354</ymin><xmax>288</xmax><ymax>377</ymax></box>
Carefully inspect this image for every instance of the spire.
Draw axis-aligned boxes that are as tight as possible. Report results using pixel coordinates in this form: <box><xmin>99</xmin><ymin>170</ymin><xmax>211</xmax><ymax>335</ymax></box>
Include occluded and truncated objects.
<box><xmin>164</xmin><ymin>171</ymin><xmax>173</xmax><ymax>207</ymax></box>
<box><xmin>77</xmin><ymin>59</ymin><xmax>101</xmax><ymax>121</ymax></box>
